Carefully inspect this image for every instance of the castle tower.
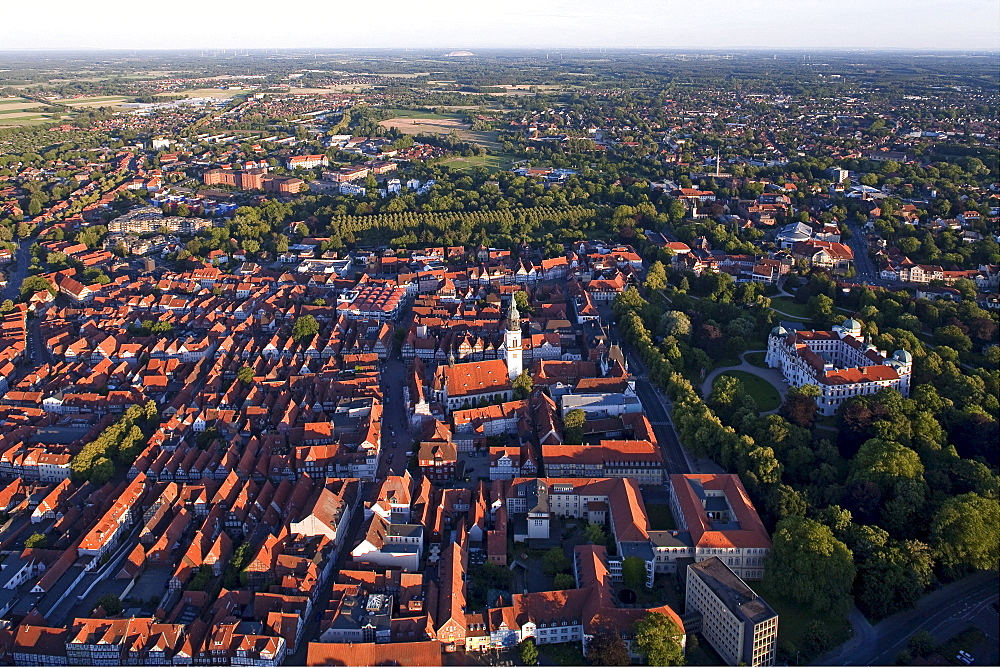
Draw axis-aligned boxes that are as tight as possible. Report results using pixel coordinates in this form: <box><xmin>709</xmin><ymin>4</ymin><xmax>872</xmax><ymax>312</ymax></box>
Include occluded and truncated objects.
<box><xmin>505</xmin><ymin>297</ymin><xmax>522</xmax><ymax>380</ymax></box>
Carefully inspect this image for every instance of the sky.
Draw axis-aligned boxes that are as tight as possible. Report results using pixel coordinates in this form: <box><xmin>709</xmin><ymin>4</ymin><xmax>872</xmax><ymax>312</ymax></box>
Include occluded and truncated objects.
<box><xmin>5</xmin><ymin>0</ymin><xmax>999</xmax><ymax>51</ymax></box>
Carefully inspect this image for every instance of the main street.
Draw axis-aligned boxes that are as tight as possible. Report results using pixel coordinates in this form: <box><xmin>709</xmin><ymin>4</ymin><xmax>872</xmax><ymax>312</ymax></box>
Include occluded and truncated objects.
<box><xmin>845</xmin><ymin>222</ymin><xmax>879</xmax><ymax>284</ymax></box>
<box><xmin>817</xmin><ymin>570</ymin><xmax>1000</xmax><ymax>666</ymax></box>
<box><xmin>1</xmin><ymin>236</ymin><xmax>35</xmax><ymax>303</ymax></box>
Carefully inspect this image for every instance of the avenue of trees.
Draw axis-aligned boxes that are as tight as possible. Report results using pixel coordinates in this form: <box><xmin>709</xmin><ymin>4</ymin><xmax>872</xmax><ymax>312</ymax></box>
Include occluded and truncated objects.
<box><xmin>613</xmin><ymin>267</ymin><xmax>998</xmax><ymax>661</ymax></box>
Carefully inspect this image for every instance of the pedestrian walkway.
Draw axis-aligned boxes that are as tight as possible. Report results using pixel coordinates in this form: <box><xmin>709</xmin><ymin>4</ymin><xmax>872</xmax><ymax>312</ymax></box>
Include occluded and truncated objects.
<box><xmin>699</xmin><ymin>350</ymin><xmax>789</xmax><ymax>412</ymax></box>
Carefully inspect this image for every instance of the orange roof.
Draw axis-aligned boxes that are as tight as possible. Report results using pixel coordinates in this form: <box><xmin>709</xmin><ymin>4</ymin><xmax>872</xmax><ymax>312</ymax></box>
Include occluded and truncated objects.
<box><xmin>669</xmin><ymin>474</ymin><xmax>771</xmax><ymax>550</ymax></box>
<box><xmin>441</xmin><ymin>359</ymin><xmax>511</xmax><ymax>397</ymax></box>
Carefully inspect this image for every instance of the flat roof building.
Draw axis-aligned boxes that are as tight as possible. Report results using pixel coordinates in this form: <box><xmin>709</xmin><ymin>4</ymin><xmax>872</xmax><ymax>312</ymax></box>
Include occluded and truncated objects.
<box><xmin>686</xmin><ymin>556</ymin><xmax>777</xmax><ymax>666</ymax></box>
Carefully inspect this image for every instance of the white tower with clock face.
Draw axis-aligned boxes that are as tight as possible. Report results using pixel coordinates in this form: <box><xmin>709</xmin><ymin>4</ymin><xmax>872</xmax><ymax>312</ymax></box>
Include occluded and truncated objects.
<box><xmin>505</xmin><ymin>297</ymin><xmax>522</xmax><ymax>380</ymax></box>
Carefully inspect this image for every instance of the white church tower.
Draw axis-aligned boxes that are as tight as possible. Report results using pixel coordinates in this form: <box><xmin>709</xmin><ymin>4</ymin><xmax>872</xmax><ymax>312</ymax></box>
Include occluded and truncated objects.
<box><xmin>505</xmin><ymin>297</ymin><xmax>522</xmax><ymax>380</ymax></box>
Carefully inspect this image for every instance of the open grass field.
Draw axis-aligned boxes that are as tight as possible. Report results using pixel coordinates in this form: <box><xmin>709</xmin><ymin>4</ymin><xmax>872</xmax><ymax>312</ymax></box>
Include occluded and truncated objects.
<box><xmin>715</xmin><ymin>370</ymin><xmax>782</xmax><ymax>411</ymax></box>
<box><xmin>745</xmin><ymin>351</ymin><xmax>768</xmax><ymax>368</ymax></box>
<box><xmin>436</xmin><ymin>153</ymin><xmax>513</xmax><ymax>173</ymax></box>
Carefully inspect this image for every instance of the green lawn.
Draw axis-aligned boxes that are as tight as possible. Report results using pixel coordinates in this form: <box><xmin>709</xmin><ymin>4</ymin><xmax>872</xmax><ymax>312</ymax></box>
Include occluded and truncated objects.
<box><xmin>437</xmin><ymin>153</ymin><xmax>515</xmax><ymax>173</ymax></box>
<box><xmin>753</xmin><ymin>579</ymin><xmax>851</xmax><ymax>664</ymax></box>
<box><xmin>745</xmin><ymin>352</ymin><xmax>768</xmax><ymax>368</ymax></box>
<box><xmin>716</xmin><ymin>370</ymin><xmax>782</xmax><ymax>411</ymax></box>
<box><xmin>768</xmin><ymin>296</ymin><xmax>813</xmax><ymax>320</ymax></box>
<box><xmin>646</xmin><ymin>504</ymin><xmax>677</xmax><ymax>530</ymax></box>
<box><xmin>385</xmin><ymin>107</ymin><xmax>462</xmax><ymax>120</ymax></box>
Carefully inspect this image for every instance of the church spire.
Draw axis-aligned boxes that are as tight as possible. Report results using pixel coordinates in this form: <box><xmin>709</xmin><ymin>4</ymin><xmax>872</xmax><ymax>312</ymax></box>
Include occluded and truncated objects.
<box><xmin>507</xmin><ymin>296</ymin><xmax>520</xmax><ymax>331</ymax></box>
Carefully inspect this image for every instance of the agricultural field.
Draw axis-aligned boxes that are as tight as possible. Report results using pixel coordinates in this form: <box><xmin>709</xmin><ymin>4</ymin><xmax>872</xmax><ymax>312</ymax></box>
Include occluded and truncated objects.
<box><xmin>155</xmin><ymin>88</ymin><xmax>248</xmax><ymax>99</ymax></box>
<box><xmin>0</xmin><ymin>96</ymin><xmax>63</xmax><ymax>125</ymax></box>
<box><xmin>56</xmin><ymin>96</ymin><xmax>130</xmax><ymax>107</ymax></box>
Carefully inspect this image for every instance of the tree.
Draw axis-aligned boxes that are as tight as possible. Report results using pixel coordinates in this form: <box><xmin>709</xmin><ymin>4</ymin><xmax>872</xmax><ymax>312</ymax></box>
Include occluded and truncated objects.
<box><xmin>95</xmin><ymin>594</ymin><xmax>123</xmax><ymax>616</ymax></box>
<box><xmin>513</xmin><ymin>371</ymin><xmax>533</xmax><ymax>399</ymax></box>
<box><xmin>25</xmin><ymin>532</ymin><xmax>47</xmax><ymax>549</ymax></box>
<box><xmin>660</xmin><ymin>310</ymin><xmax>691</xmax><ymax>338</ymax></box>
<box><xmin>236</xmin><ymin>366</ymin><xmax>255</xmax><ymax>384</ymax></box>
<box><xmin>855</xmin><ymin>540</ymin><xmax>934</xmax><ymax>620</ymax></box>
<box><xmin>0</xmin><ymin>299</ymin><xmax>13</xmax><ymax>313</ymax></box>
<box><xmin>933</xmin><ymin>325</ymin><xmax>972</xmax><ymax>353</ymax></box>
<box><xmin>542</xmin><ymin>547</ymin><xmax>570</xmax><ymax>576</ymax></box>
<box><xmin>644</xmin><ymin>261</ymin><xmax>668</xmax><ymax>293</ymax></box>
<box><xmin>19</xmin><ymin>275</ymin><xmax>55</xmax><ymax>299</ymax></box>
<box><xmin>291</xmin><ymin>314</ymin><xmax>319</xmax><ymax>341</ymax></box>
<box><xmin>519</xmin><ymin>638</ymin><xmax>539</xmax><ymax>666</ymax></box>
<box><xmin>907</xmin><ymin>630</ymin><xmax>936</xmax><ymax>658</ymax></box>
<box><xmin>584</xmin><ymin>521</ymin><xmax>607</xmax><ymax>545</ymax></box>
<box><xmin>622</xmin><ymin>556</ymin><xmax>646</xmax><ymax>589</ymax></box>
<box><xmin>780</xmin><ymin>385</ymin><xmax>819</xmax><ymax>428</ymax></box>
<box><xmin>587</xmin><ymin>631</ymin><xmax>631</xmax><ymax>666</ymax></box>
<box><xmin>807</xmin><ymin>294</ymin><xmax>834</xmax><ymax>324</ymax></box>
<box><xmin>553</xmin><ymin>573</ymin><xmax>576</xmax><ymax>590</ymax></box>
<box><xmin>930</xmin><ymin>493</ymin><xmax>1000</xmax><ymax>573</ymax></box>
<box><xmin>564</xmin><ymin>409</ymin><xmax>586</xmax><ymax>430</ymax></box>
<box><xmin>763</xmin><ymin>516</ymin><xmax>856</xmax><ymax>613</ymax></box>
<box><xmin>633</xmin><ymin>612</ymin><xmax>685</xmax><ymax>666</ymax></box>
<box><xmin>514</xmin><ymin>290</ymin><xmax>534</xmax><ymax>315</ymax></box>
<box><xmin>90</xmin><ymin>457</ymin><xmax>115</xmax><ymax>484</ymax></box>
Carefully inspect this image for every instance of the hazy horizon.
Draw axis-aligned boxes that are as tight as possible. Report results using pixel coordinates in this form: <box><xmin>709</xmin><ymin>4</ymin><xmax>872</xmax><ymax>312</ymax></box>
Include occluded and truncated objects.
<box><xmin>7</xmin><ymin>1</ymin><xmax>1000</xmax><ymax>51</ymax></box>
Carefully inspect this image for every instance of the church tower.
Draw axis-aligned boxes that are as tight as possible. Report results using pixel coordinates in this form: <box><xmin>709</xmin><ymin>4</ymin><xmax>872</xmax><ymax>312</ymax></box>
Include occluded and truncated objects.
<box><xmin>505</xmin><ymin>297</ymin><xmax>522</xmax><ymax>380</ymax></box>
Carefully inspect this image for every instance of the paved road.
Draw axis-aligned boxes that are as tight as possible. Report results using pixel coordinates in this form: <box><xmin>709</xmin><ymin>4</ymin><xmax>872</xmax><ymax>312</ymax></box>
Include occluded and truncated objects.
<box><xmin>845</xmin><ymin>223</ymin><xmax>879</xmax><ymax>283</ymax></box>
<box><xmin>1</xmin><ymin>236</ymin><xmax>35</xmax><ymax>303</ymax></box>
<box><xmin>817</xmin><ymin>571</ymin><xmax>1000</xmax><ymax>666</ymax></box>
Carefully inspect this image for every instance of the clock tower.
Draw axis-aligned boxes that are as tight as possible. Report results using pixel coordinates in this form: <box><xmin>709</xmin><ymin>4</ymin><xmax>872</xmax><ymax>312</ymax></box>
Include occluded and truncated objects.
<box><xmin>505</xmin><ymin>297</ymin><xmax>522</xmax><ymax>380</ymax></box>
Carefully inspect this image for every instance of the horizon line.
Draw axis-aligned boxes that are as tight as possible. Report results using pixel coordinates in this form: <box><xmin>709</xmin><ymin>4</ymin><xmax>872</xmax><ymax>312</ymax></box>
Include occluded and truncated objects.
<box><xmin>0</xmin><ymin>46</ymin><xmax>998</xmax><ymax>54</ymax></box>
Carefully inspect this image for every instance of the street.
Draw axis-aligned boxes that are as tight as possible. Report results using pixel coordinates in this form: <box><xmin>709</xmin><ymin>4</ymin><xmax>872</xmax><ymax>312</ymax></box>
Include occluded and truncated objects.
<box><xmin>1</xmin><ymin>236</ymin><xmax>35</xmax><ymax>303</ymax></box>
<box><xmin>817</xmin><ymin>571</ymin><xmax>1000</xmax><ymax>666</ymax></box>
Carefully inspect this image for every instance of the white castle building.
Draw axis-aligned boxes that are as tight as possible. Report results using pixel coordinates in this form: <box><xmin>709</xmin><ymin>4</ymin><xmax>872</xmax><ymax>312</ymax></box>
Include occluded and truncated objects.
<box><xmin>765</xmin><ymin>318</ymin><xmax>912</xmax><ymax>416</ymax></box>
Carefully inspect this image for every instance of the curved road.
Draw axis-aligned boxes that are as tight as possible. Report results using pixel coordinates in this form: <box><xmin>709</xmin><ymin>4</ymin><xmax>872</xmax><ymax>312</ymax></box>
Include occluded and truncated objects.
<box><xmin>816</xmin><ymin>570</ymin><xmax>999</xmax><ymax>666</ymax></box>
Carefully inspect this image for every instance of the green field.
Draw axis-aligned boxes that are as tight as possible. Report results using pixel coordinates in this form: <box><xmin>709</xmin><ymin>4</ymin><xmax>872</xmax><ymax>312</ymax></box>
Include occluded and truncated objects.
<box><xmin>436</xmin><ymin>152</ymin><xmax>516</xmax><ymax>173</ymax></box>
<box><xmin>715</xmin><ymin>370</ymin><xmax>782</xmax><ymax>411</ymax></box>
<box><xmin>59</xmin><ymin>96</ymin><xmax>129</xmax><ymax>107</ymax></box>
<box><xmin>384</xmin><ymin>107</ymin><xmax>462</xmax><ymax>120</ymax></box>
<box><xmin>768</xmin><ymin>296</ymin><xmax>813</xmax><ymax>320</ymax></box>
<box><xmin>745</xmin><ymin>351</ymin><xmax>768</xmax><ymax>368</ymax></box>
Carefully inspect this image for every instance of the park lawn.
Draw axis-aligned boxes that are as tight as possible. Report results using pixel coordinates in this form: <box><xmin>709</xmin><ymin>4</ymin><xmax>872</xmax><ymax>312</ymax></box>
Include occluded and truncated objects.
<box><xmin>716</xmin><ymin>370</ymin><xmax>782</xmax><ymax>412</ymax></box>
<box><xmin>753</xmin><ymin>579</ymin><xmax>851</xmax><ymax>662</ymax></box>
<box><xmin>745</xmin><ymin>351</ymin><xmax>768</xmax><ymax>368</ymax></box>
<box><xmin>712</xmin><ymin>353</ymin><xmax>741</xmax><ymax>369</ymax></box>
<box><xmin>646</xmin><ymin>504</ymin><xmax>677</xmax><ymax>530</ymax></box>
<box><xmin>768</xmin><ymin>296</ymin><xmax>813</xmax><ymax>320</ymax></box>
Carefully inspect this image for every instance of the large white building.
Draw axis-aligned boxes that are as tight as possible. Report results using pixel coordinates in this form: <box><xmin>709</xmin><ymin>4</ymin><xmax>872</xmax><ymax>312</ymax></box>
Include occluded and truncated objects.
<box><xmin>686</xmin><ymin>557</ymin><xmax>778</xmax><ymax>667</ymax></box>
<box><xmin>765</xmin><ymin>318</ymin><xmax>912</xmax><ymax>416</ymax></box>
